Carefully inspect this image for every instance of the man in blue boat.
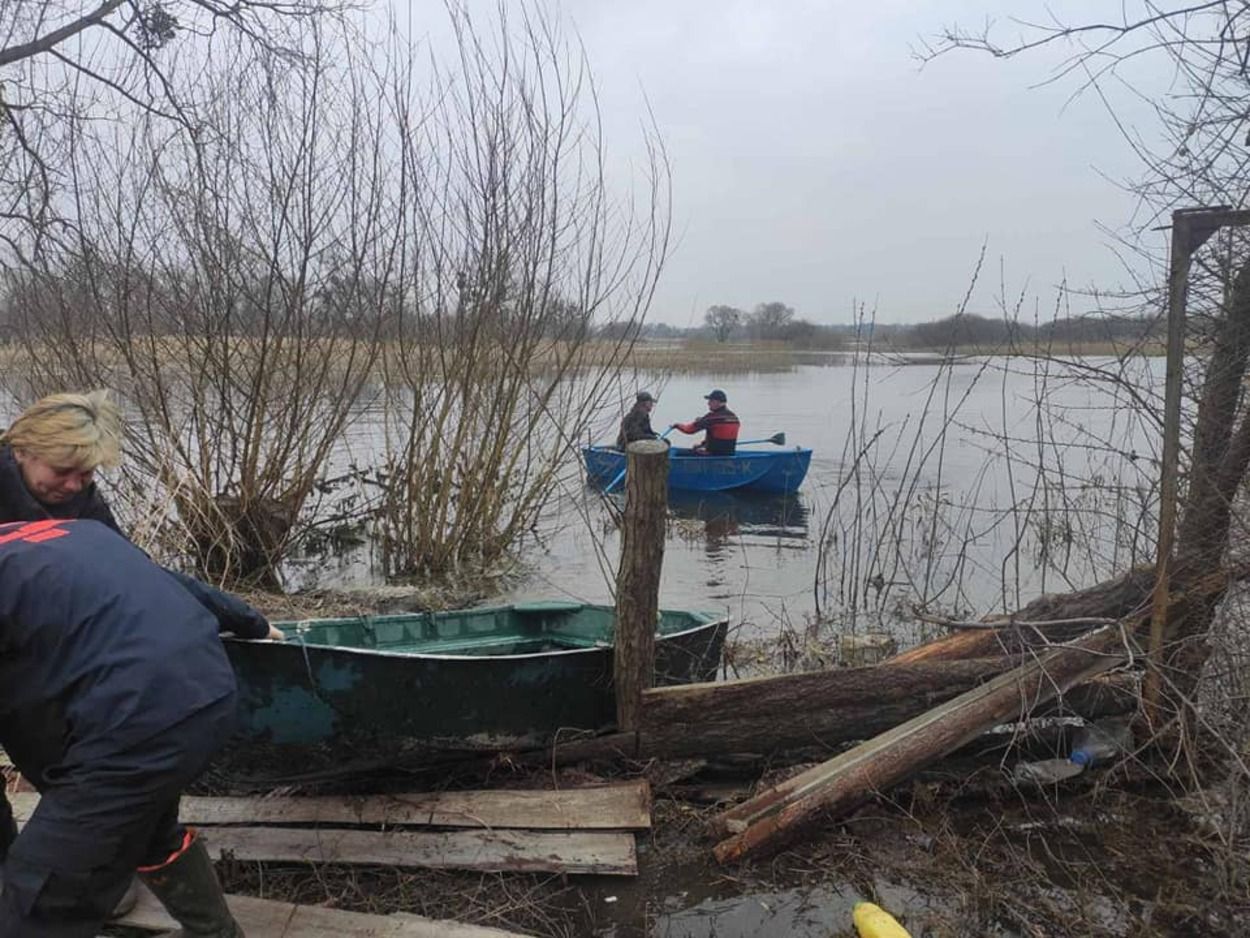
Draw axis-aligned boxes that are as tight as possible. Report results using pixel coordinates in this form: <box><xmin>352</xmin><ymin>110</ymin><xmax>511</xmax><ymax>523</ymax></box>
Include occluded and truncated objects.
<box><xmin>670</xmin><ymin>389</ymin><xmax>740</xmax><ymax>455</ymax></box>
<box><xmin>615</xmin><ymin>390</ymin><xmax>660</xmax><ymax>450</ymax></box>
<box><xmin>0</xmin><ymin>519</ymin><xmax>256</xmax><ymax>937</ymax></box>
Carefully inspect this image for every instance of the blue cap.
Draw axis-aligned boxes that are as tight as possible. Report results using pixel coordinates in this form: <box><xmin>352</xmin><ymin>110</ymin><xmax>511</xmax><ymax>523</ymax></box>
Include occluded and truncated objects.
<box><xmin>705</xmin><ymin>389</ymin><xmax>727</xmax><ymax>402</ymax></box>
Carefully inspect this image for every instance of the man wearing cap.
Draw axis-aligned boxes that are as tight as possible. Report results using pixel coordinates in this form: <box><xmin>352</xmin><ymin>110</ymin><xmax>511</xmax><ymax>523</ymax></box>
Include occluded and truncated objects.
<box><xmin>616</xmin><ymin>391</ymin><xmax>660</xmax><ymax>450</ymax></box>
<box><xmin>671</xmin><ymin>390</ymin><xmax>740</xmax><ymax>455</ymax></box>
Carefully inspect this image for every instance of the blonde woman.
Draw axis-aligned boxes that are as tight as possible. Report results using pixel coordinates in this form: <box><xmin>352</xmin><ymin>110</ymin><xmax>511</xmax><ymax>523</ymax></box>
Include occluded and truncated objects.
<box><xmin>0</xmin><ymin>390</ymin><xmax>279</xmax><ymax>640</ymax></box>
<box><xmin>0</xmin><ymin>390</ymin><xmax>124</xmax><ymax>527</ymax></box>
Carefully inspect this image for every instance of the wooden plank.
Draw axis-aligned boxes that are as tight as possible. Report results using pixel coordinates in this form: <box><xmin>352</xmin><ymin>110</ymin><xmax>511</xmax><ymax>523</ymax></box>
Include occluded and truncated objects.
<box><xmin>114</xmin><ymin>883</ymin><xmax>530</xmax><ymax>937</ymax></box>
<box><xmin>711</xmin><ymin>625</ymin><xmax>1127</xmax><ymax>862</ymax></box>
<box><xmin>10</xmin><ymin>781</ymin><xmax>652</xmax><ymax>831</ymax></box>
<box><xmin>201</xmin><ymin>826</ymin><xmax>637</xmax><ymax>875</ymax></box>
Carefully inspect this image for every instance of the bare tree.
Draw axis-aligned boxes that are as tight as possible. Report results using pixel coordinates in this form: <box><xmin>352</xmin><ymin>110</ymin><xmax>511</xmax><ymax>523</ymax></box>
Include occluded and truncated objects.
<box><xmin>920</xmin><ymin>0</ymin><xmax>1250</xmax><ymax>776</ymax></box>
<box><xmin>704</xmin><ymin>304</ymin><xmax>742</xmax><ymax>342</ymax></box>
<box><xmin>374</xmin><ymin>5</ymin><xmax>670</xmax><ymax>582</ymax></box>
<box><xmin>0</xmin><ymin>2</ymin><xmax>669</xmax><ymax>591</ymax></box>
<box><xmin>0</xmin><ymin>0</ymin><xmax>345</xmax><ymax>252</ymax></box>
<box><xmin>2</xmin><ymin>23</ymin><xmax>391</xmax><ymax>586</ymax></box>
<box><xmin>748</xmin><ymin>300</ymin><xmax>795</xmax><ymax>339</ymax></box>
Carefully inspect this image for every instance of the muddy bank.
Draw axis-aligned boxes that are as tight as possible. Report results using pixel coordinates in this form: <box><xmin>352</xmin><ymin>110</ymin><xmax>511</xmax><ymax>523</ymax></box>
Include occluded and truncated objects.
<box><xmin>186</xmin><ymin>593</ymin><xmax>1246</xmax><ymax>937</ymax></box>
<box><xmin>178</xmin><ymin>752</ymin><xmax>1248</xmax><ymax>938</ymax></box>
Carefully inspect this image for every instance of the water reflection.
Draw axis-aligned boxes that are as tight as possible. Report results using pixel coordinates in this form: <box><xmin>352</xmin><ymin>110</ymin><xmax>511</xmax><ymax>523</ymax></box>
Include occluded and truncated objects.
<box><xmin>667</xmin><ymin>491</ymin><xmax>810</xmax><ymax>559</ymax></box>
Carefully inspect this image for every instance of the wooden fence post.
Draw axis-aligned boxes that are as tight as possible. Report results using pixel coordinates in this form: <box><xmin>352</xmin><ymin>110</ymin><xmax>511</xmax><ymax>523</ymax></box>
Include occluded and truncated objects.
<box><xmin>613</xmin><ymin>439</ymin><xmax>669</xmax><ymax>735</ymax></box>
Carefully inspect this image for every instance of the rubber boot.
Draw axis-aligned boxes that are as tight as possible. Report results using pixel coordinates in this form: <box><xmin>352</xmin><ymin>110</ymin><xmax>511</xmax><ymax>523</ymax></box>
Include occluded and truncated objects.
<box><xmin>137</xmin><ymin>830</ymin><xmax>243</xmax><ymax>937</ymax></box>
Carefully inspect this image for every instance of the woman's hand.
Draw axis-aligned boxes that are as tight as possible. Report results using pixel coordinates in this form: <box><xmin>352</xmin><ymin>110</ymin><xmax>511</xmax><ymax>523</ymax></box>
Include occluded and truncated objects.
<box><xmin>266</xmin><ymin>624</ymin><xmax>286</xmax><ymax>641</ymax></box>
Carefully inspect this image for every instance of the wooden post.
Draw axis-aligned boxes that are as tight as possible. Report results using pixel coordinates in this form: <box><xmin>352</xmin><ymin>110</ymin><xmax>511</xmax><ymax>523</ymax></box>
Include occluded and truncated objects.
<box><xmin>1145</xmin><ymin>212</ymin><xmax>1193</xmax><ymax>718</ymax></box>
<box><xmin>613</xmin><ymin>439</ymin><xmax>669</xmax><ymax>735</ymax></box>
<box><xmin>1144</xmin><ymin>207</ymin><xmax>1250</xmax><ymax>718</ymax></box>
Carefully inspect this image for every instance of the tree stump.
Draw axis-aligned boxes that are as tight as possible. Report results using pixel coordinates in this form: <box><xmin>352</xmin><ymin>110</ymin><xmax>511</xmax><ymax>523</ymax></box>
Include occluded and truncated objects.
<box><xmin>613</xmin><ymin>439</ymin><xmax>669</xmax><ymax>734</ymax></box>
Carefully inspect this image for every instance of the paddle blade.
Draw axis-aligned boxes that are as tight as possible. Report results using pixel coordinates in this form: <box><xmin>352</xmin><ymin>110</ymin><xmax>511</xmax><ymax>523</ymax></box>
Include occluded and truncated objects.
<box><xmin>769</xmin><ymin>432</ymin><xmax>786</xmax><ymax>446</ymax></box>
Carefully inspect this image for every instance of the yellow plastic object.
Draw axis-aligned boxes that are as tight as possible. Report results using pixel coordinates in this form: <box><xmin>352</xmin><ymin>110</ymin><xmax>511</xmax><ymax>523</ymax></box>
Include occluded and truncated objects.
<box><xmin>853</xmin><ymin>901</ymin><xmax>912</xmax><ymax>938</ymax></box>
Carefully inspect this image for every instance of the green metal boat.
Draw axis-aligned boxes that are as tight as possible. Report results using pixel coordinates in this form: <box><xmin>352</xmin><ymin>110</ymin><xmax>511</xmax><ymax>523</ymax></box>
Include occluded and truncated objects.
<box><xmin>224</xmin><ymin>601</ymin><xmax>727</xmax><ymax>750</ymax></box>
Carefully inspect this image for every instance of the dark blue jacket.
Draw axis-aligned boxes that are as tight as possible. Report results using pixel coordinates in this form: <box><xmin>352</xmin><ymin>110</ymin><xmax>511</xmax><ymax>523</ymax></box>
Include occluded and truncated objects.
<box><xmin>0</xmin><ymin>520</ymin><xmax>238</xmax><ymax>763</ymax></box>
<box><xmin>0</xmin><ymin>444</ymin><xmax>268</xmax><ymax>640</ymax></box>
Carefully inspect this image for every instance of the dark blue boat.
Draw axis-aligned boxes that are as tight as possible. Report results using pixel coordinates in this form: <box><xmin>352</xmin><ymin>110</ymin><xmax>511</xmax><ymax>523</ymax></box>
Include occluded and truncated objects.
<box><xmin>583</xmin><ymin>445</ymin><xmax>812</xmax><ymax>494</ymax></box>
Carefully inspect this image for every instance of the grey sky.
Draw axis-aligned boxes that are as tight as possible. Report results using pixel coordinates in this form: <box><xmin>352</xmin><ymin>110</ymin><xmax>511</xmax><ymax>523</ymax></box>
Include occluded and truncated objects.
<box><xmin>408</xmin><ymin>2</ymin><xmax>1166</xmax><ymax>325</ymax></box>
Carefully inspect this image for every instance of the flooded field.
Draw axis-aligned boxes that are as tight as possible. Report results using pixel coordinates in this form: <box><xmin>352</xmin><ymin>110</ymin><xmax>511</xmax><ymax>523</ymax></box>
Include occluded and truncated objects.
<box><xmin>286</xmin><ymin>354</ymin><xmax>1164</xmax><ymax>651</ymax></box>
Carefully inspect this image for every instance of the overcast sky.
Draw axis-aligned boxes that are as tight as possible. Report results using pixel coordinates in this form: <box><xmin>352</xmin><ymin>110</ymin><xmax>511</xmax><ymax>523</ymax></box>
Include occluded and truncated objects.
<box><xmin>405</xmin><ymin>2</ymin><xmax>1170</xmax><ymax>325</ymax></box>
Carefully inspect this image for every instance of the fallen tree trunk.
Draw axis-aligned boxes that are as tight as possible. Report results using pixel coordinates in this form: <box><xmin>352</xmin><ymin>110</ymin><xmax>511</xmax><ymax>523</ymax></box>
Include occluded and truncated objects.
<box><xmin>644</xmin><ymin>658</ymin><xmax>1007</xmax><ymax>724</ymax></box>
<box><xmin>638</xmin><ymin>658</ymin><xmax>1132</xmax><ymax>759</ymax></box>
<box><xmin>710</xmin><ymin>624</ymin><xmax>1129</xmax><ymax>862</ymax></box>
<box><xmin>888</xmin><ymin>567</ymin><xmax>1156</xmax><ymax>665</ymax></box>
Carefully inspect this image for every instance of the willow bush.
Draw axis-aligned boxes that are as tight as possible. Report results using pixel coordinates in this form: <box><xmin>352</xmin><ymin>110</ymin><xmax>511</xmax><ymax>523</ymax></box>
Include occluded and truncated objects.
<box><xmin>0</xmin><ymin>5</ymin><xmax>668</xmax><ymax>588</ymax></box>
<box><xmin>373</xmin><ymin>7</ymin><xmax>669</xmax><ymax>581</ymax></box>
<box><xmin>0</xmin><ymin>26</ymin><xmax>397</xmax><ymax>585</ymax></box>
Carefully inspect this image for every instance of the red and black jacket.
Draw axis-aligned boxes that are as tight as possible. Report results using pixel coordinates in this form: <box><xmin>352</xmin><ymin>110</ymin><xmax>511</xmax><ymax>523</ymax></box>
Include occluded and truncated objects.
<box><xmin>675</xmin><ymin>407</ymin><xmax>740</xmax><ymax>455</ymax></box>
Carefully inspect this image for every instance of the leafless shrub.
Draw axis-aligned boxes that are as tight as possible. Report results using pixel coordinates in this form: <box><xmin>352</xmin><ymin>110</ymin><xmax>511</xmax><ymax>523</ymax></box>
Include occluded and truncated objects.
<box><xmin>0</xmin><ymin>0</ymin><xmax>349</xmax><ymax>254</ymax></box>
<box><xmin>1</xmin><ymin>23</ymin><xmax>394</xmax><ymax>585</ymax></box>
<box><xmin>372</xmin><ymin>5</ymin><xmax>670</xmax><ymax>581</ymax></box>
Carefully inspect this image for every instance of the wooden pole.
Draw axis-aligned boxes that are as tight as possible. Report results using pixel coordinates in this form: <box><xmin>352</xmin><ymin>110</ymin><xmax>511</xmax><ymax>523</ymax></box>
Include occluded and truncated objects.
<box><xmin>1145</xmin><ymin>212</ymin><xmax>1192</xmax><ymax>719</ymax></box>
<box><xmin>613</xmin><ymin>438</ymin><xmax>669</xmax><ymax>735</ymax></box>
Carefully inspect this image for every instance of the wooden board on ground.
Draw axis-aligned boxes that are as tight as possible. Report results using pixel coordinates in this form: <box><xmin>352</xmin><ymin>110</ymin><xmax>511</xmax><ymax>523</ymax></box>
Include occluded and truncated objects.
<box><xmin>199</xmin><ymin>825</ymin><xmax>638</xmax><ymax>875</ymax></box>
<box><xmin>11</xmin><ymin>780</ymin><xmax>651</xmax><ymax>831</ymax></box>
<box><xmin>113</xmin><ymin>883</ymin><xmax>530</xmax><ymax>937</ymax></box>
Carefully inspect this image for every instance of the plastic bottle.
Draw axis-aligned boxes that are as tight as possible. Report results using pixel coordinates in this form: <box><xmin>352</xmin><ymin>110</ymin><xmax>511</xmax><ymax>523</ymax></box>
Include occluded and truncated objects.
<box><xmin>1012</xmin><ymin>757</ymin><xmax>1085</xmax><ymax>784</ymax></box>
<box><xmin>853</xmin><ymin>902</ymin><xmax>912</xmax><ymax>938</ymax></box>
<box><xmin>1068</xmin><ymin>717</ymin><xmax>1132</xmax><ymax>768</ymax></box>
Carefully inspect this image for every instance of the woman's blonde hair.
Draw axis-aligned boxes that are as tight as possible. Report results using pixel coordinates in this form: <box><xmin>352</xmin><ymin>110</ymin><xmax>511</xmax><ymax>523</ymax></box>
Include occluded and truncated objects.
<box><xmin>1</xmin><ymin>390</ymin><xmax>123</xmax><ymax>471</ymax></box>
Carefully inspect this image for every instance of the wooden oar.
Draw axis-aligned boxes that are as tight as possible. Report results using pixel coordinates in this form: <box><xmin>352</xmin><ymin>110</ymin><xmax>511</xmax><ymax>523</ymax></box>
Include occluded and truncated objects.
<box><xmin>604</xmin><ymin>427</ymin><xmax>674</xmax><ymax>493</ymax></box>
<box><xmin>738</xmin><ymin>432</ymin><xmax>787</xmax><ymax>447</ymax></box>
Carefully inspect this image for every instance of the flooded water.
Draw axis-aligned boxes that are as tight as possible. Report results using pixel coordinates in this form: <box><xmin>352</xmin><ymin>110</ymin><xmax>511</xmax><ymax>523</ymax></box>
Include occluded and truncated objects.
<box><xmin>289</xmin><ymin>354</ymin><xmax>1164</xmax><ymax>648</ymax></box>
<box><xmin>57</xmin><ymin>353</ymin><xmax>1169</xmax><ymax>937</ymax></box>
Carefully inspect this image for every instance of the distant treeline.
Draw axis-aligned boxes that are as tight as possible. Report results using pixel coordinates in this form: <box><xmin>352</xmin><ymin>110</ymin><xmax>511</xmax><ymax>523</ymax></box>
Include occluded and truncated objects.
<box><xmin>608</xmin><ymin>306</ymin><xmax>1163</xmax><ymax>350</ymax></box>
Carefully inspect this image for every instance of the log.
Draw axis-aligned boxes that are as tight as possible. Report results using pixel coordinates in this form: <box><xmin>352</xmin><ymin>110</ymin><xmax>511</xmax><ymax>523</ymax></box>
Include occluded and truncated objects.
<box><xmin>710</xmin><ymin>624</ymin><xmax>1128</xmax><ymax>862</ymax></box>
<box><xmin>643</xmin><ymin>658</ymin><xmax>1007</xmax><ymax>724</ymax></box>
<box><xmin>887</xmin><ymin>564</ymin><xmax>1245</xmax><ymax>671</ymax></box>
<box><xmin>614</xmin><ymin>439</ymin><xmax>669</xmax><ymax>733</ymax></box>
<box><xmin>886</xmin><ymin>628</ymin><xmax>1010</xmax><ymax>665</ymax></box>
<box><xmin>887</xmin><ymin>567</ymin><xmax>1156</xmax><ymax>665</ymax></box>
<box><xmin>636</xmin><ymin>659</ymin><xmax>1133</xmax><ymax>759</ymax></box>
<box><xmin>526</xmin><ymin>669</ymin><xmax>1136</xmax><ymax>765</ymax></box>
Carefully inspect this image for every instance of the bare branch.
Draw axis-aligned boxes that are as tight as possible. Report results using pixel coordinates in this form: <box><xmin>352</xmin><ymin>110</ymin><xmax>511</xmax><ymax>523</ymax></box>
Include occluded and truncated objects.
<box><xmin>0</xmin><ymin>0</ymin><xmax>125</xmax><ymax>68</ymax></box>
